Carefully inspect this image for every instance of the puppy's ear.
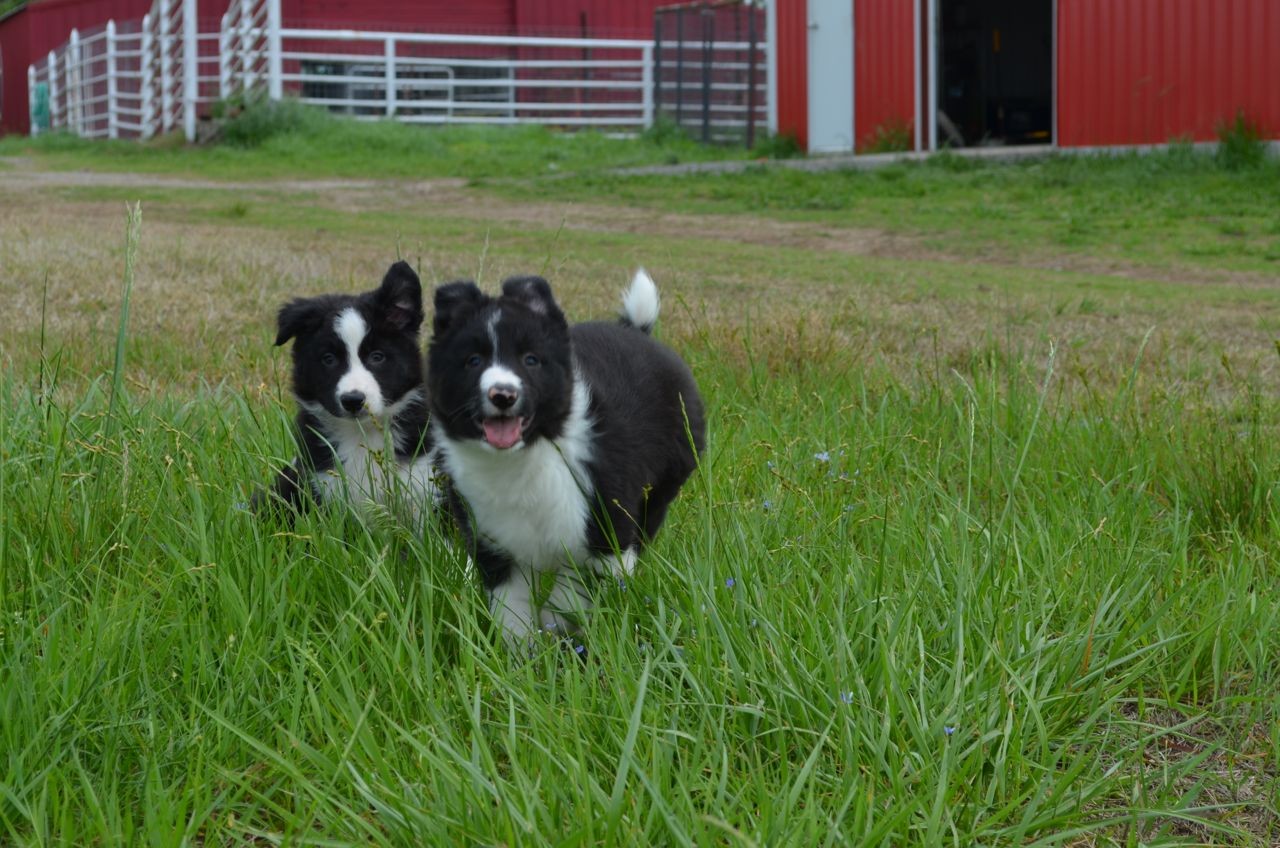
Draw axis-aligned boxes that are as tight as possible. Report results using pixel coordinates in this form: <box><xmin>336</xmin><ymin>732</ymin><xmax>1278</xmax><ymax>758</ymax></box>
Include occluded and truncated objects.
<box><xmin>432</xmin><ymin>281</ymin><xmax>485</xmax><ymax>336</ymax></box>
<box><xmin>377</xmin><ymin>261</ymin><xmax>424</xmax><ymax>334</ymax></box>
<box><xmin>501</xmin><ymin>275</ymin><xmax>565</xmax><ymax>324</ymax></box>
<box><xmin>275</xmin><ymin>298</ymin><xmax>321</xmax><ymax>346</ymax></box>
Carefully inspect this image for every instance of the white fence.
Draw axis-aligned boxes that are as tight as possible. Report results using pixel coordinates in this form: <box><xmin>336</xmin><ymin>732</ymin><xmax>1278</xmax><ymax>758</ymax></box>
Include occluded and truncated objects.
<box><xmin>28</xmin><ymin>0</ymin><xmax>769</xmax><ymax>141</ymax></box>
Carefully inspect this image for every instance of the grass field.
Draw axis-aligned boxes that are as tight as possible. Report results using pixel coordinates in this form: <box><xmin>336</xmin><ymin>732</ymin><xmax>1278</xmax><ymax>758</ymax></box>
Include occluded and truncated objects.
<box><xmin>1</xmin><ymin>114</ymin><xmax>1279</xmax><ymax>845</ymax></box>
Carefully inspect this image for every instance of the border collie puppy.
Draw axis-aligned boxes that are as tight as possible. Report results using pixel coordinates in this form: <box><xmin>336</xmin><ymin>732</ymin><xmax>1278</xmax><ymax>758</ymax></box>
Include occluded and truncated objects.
<box><xmin>428</xmin><ymin>270</ymin><xmax>705</xmax><ymax>648</ymax></box>
<box><xmin>257</xmin><ymin>261</ymin><xmax>438</xmax><ymax>524</ymax></box>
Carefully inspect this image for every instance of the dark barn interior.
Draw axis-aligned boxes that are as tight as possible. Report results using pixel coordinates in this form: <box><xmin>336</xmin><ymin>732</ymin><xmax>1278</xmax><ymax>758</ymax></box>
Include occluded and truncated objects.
<box><xmin>936</xmin><ymin>0</ymin><xmax>1052</xmax><ymax>147</ymax></box>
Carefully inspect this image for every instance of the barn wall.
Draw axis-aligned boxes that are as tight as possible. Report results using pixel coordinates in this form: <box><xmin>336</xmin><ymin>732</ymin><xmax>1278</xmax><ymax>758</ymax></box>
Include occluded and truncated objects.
<box><xmin>1058</xmin><ymin>0</ymin><xmax>1280</xmax><ymax>146</ymax></box>
<box><xmin>515</xmin><ymin>0</ymin><xmax>669</xmax><ymax>38</ymax></box>
<box><xmin>773</xmin><ymin>0</ymin><xmax>806</xmax><ymax>148</ymax></box>
<box><xmin>853</xmin><ymin>0</ymin><xmax>916</xmax><ymax>152</ymax></box>
<box><xmin>0</xmin><ymin>9</ymin><xmax>31</xmax><ymax>134</ymax></box>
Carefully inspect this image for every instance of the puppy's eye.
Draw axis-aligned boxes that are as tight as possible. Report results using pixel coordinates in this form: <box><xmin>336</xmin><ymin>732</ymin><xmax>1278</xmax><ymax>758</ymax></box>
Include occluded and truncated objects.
<box><xmin>523</xmin><ymin>354</ymin><xmax>540</xmax><ymax>367</ymax></box>
<box><xmin>367</xmin><ymin>350</ymin><xmax>385</xmax><ymax>365</ymax></box>
<box><xmin>321</xmin><ymin>352</ymin><xmax>339</xmax><ymax>368</ymax></box>
<box><xmin>465</xmin><ymin>354</ymin><xmax>483</xmax><ymax>368</ymax></box>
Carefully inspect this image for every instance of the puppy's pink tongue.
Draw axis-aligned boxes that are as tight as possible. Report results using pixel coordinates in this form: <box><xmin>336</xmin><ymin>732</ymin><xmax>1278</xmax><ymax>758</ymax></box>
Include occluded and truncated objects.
<box><xmin>483</xmin><ymin>417</ymin><xmax>523</xmax><ymax>449</ymax></box>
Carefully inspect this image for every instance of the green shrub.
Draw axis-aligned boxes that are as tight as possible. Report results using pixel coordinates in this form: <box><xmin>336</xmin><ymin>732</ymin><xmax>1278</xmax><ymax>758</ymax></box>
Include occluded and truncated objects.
<box><xmin>1215</xmin><ymin>111</ymin><xmax>1268</xmax><ymax>171</ymax></box>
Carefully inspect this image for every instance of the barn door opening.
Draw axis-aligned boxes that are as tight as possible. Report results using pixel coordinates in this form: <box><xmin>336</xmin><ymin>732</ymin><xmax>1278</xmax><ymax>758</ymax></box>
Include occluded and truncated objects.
<box><xmin>935</xmin><ymin>0</ymin><xmax>1052</xmax><ymax>147</ymax></box>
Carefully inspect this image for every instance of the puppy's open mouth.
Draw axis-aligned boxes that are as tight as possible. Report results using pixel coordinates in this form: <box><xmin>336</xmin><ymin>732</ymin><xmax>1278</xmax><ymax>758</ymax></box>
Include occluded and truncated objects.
<box><xmin>482</xmin><ymin>416</ymin><xmax>526</xmax><ymax>450</ymax></box>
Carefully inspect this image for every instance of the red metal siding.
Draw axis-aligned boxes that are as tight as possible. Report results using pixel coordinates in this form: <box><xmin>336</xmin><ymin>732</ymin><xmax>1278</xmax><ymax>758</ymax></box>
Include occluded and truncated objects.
<box><xmin>1058</xmin><ymin>0</ymin><xmax>1280</xmax><ymax>146</ymax></box>
<box><xmin>515</xmin><ymin>0</ymin><xmax>669</xmax><ymax>38</ymax></box>
<box><xmin>0</xmin><ymin>10</ymin><xmax>31</xmax><ymax>134</ymax></box>
<box><xmin>854</xmin><ymin>0</ymin><xmax>914</xmax><ymax>151</ymax></box>
<box><xmin>774</xmin><ymin>0</ymin><xmax>806</xmax><ymax>149</ymax></box>
<box><xmin>280</xmin><ymin>0</ymin><xmax>515</xmax><ymax>34</ymax></box>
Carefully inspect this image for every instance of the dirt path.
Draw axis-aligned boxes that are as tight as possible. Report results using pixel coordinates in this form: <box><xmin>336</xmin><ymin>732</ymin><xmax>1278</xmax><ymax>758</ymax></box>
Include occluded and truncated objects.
<box><xmin>6</xmin><ymin>158</ymin><xmax>1277</xmax><ymax>290</ymax></box>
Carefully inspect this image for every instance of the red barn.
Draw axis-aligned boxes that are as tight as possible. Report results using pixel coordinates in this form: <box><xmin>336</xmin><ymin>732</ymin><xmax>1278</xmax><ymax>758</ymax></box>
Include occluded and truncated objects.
<box><xmin>0</xmin><ymin>0</ymin><xmax>673</xmax><ymax>135</ymax></box>
<box><xmin>774</xmin><ymin>0</ymin><xmax>1280</xmax><ymax>153</ymax></box>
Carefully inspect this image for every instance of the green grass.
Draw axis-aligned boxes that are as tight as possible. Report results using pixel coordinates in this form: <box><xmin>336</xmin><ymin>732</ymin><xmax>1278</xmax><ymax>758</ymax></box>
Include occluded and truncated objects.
<box><xmin>3</xmin><ymin>313</ymin><xmax>1278</xmax><ymax>844</ymax></box>
<box><xmin>0</xmin><ymin>101</ymin><xmax>741</xmax><ymax>182</ymax></box>
<box><xmin>490</xmin><ymin>147</ymin><xmax>1280</xmax><ymax>275</ymax></box>
<box><xmin>2</xmin><ymin>133</ymin><xmax>1279</xmax><ymax>843</ymax></box>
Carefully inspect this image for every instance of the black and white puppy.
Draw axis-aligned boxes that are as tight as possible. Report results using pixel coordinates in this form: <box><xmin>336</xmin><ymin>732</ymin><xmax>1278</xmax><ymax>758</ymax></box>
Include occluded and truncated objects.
<box><xmin>258</xmin><ymin>261</ymin><xmax>438</xmax><ymax>524</ymax></box>
<box><xmin>427</xmin><ymin>270</ymin><xmax>706</xmax><ymax>647</ymax></box>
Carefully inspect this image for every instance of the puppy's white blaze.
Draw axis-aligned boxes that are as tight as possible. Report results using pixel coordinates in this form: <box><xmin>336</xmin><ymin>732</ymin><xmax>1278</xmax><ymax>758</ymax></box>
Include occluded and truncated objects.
<box><xmin>480</xmin><ymin>364</ymin><xmax>523</xmax><ymax>394</ymax></box>
<box><xmin>438</xmin><ymin>375</ymin><xmax>595</xmax><ymax>574</ymax></box>
<box><xmin>334</xmin><ymin>308</ymin><xmax>386</xmax><ymax>415</ymax></box>
<box><xmin>621</xmin><ymin>268</ymin><xmax>660</xmax><ymax>331</ymax></box>
<box><xmin>486</xmin><ymin>309</ymin><xmax>501</xmax><ymax>353</ymax></box>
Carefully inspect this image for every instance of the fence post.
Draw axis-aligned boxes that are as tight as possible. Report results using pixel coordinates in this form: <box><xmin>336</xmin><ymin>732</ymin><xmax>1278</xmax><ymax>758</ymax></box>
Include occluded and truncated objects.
<box><xmin>219</xmin><ymin>13</ymin><xmax>230</xmax><ymax>99</ymax></box>
<box><xmin>183</xmin><ymin>0</ymin><xmax>197</xmax><ymax>141</ymax></box>
<box><xmin>140</xmin><ymin>14</ymin><xmax>154</xmax><ymax>137</ymax></box>
<box><xmin>384</xmin><ymin>38</ymin><xmax>396</xmax><ymax>117</ymax></box>
<box><xmin>699</xmin><ymin>10</ymin><xmax>711</xmax><ymax>144</ymax></box>
<box><xmin>640</xmin><ymin>43</ymin><xmax>654</xmax><ymax>131</ymax></box>
<box><xmin>27</xmin><ymin>65</ymin><xmax>36</xmax><ymax>136</ymax></box>
<box><xmin>106</xmin><ymin>20</ymin><xmax>119</xmax><ymax>139</ymax></box>
<box><xmin>746</xmin><ymin>7</ymin><xmax>757</xmax><ymax>149</ymax></box>
<box><xmin>266</xmin><ymin>0</ymin><xmax>283</xmax><ymax>100</ymax></box>
<box><xmin>67</xmin><ymin>29</ymin><xmax>79</xmax><ymax>136</ymax></box>
<box><xmin>160</xmin><ymin>0</ymin><xmax>173</xmax><ymax>133</ymax></box>
<box><xmin>675</xmin><ymin>8</ymin><xmax>684</xmax><ymax>128</ymax></box>
<box><xmin>239</xmin><ymin>0</ymin><xmax>252</xmax><ymax>92</ymax></box>
<box><xmin>47</xmin><ymin>52</ymin><xmax>58</xmax><ymax>130</ymax></box>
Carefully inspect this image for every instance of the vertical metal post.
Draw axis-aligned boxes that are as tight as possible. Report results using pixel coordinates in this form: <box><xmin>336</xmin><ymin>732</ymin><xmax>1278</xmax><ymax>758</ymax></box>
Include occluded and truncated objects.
<box><xmin>160</xmin><ymin>0</ymin><xmax>173</xmax><ymax>132</ymax></box>
<box><xmin>107</xmin><ymin>20</ymin><xmax>119</xmax><ymax>139</ymax></box>
<box><xmin>67</xmin><ymin>30</ymin><xmax>79</xmax><ymax>135</ymax></box>
<box><xmin>384</xmin><ymin>38</ymin><xmax>397</xmax><ymax>117</ymax></box>
<box><xmin>140</xmin><ymin>15</ymin><xmax>154</xmax><ymax>137</ymax></box>
<box><xmin>267</xmin><ymin>0</ymin><xmax>283</xmax><ymax>100</ymax></box>
<box><xmin>675</xmin><ymin>8</ymin><xmax>684</xmax><ymax>128</ymax></box>
<box><xmin>765</xmin><ymin>0</ymin><xmax>777</xmax><ymax>134</ymax></box>
<box><xmin>641</xmin><ymin>43</ymin><xmax>654</xmax><ymax>130</ymax></box>
<box><xmin>47</xmin><ymin>52</ymin><xmax>58</xmax><ymax>130</ymax></box>
<box><xmin>183</xmin><ymin>0</ymin><xmax>197</xmax><ymax>142</ymax></box>
<box><xmin>700</xmin><ymin>9</ymin><xmax>712</xmax><ymax>144</ymax></box>
<box><xmin>927</xmin><ymin>0</ymin><xmax>937</xmax><ymax>151</ymax></box>
<box><xmin>27</xmin><ymin>65</ymin><xmax>37</xmax><ymax>136</ymax></box>
<box><xmin>652</xmin><ymin>12</ymin><xmax>663</xmax><ymax>125</ymax></box>
<box><xmin>219</xmin><ymin>13</ymin><xmax>230</xmax><ymax>99</ymax></box>
<box><xmin>746</xmin><ymin>6</ymin><xmax>757</xmax><ymax>149</ymax></box>
<box><xmin>239</xmin><ymin>0</ymin><xmax>252</xmax><ymax>91</ymax></box>
<box><xmin>913</xmin><ymin>0</ymin><xmax>922</xmax><ymax>151</ymax></box>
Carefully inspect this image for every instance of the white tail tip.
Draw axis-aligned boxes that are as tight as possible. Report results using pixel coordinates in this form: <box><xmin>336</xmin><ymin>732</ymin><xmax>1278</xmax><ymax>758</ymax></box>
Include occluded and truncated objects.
<box><xmin>621</xmin><ymin>268</ymin><xmax>660</xmax><ymax>333</ymax></box>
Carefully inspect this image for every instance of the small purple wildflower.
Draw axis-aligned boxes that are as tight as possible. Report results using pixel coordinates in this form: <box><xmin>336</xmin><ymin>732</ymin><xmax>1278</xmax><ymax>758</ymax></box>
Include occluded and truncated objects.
<box><xmin>766</xmin><ymin>460</ymin><xmax>775</xmax><ymax>470</ymax></box>
<box><xmin>814</xmin><ymin>451</ymin><xmax>831</xmax><ymax>463</ymax></box>
<box><xmin>762</xmin><ymin>499</ymin><xmax>773</xmax><ymax>511</ymax></box>
<box><xmin>617</xmin><ymin>578</ymin><xmax>627</xmax><ymax>591</ymax></box>
<box><xmin>840</xmin><ymin>691</ymin><xmax>854</xmax><ymax>705</ymax></box>
<box><xmin>944</xmin><ymin>725</ymin><xmax>956</xmax><ymax>737</ymax></box>
<box><xmin>574</xmin><ymin>644</ymin><xmax>586</xmax><ymax>655</ymax></box>
<box><xmin>725</xmin><ymin>577</ymin><xmax>736</xmax><ymax>589</ymax></box>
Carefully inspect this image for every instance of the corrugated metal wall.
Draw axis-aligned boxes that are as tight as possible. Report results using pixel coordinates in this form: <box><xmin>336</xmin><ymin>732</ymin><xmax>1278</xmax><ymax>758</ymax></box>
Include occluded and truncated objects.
<box><xmin>854</xmin><ymin>0</ymin><xmax>915</xmax><ymax>151</ymax></box>
<box><xmin>0</xmin><ymin>10</ymin><xmax>31</xmax><ymax>134</ymax></box>
<box><xmin>774</xmin><ymin>0</ymin><xmax>807</xmax><ymax>149</ymax></box>
<box><xmin>515</xmin><ymin>0</ymin><xmax>669</xmax><ymax>38</ymax></box>
<box><xmin>1058</xmin><ymin>0</ymin><xmax>1280</xmax><ymax>146</ymax></box>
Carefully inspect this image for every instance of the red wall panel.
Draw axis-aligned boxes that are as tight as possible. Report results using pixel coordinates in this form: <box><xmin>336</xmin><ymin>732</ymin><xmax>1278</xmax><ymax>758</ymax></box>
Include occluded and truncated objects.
<box><xmin>515</xmin><ymin>0</ymin><xmax>668</xmax><ymax>39</ymax></box>
<box><xmin>1058</xmin><ymin>0</ymin><xmax>1280</xmax><ymax>146</ymax></box>
<box><xmin>774</xmin><ymin>0</ymin><xmax>807</xmax><ymax>149</ymax></box>
<box><xmin>0</xmin><ymin>10</ymin><xmax>31</xmax><ymax>134</ymax></box>
<box><xmin>854</xmin><ymin>0</ymin><xmax>914</xmax><ymax>151</ymax></box>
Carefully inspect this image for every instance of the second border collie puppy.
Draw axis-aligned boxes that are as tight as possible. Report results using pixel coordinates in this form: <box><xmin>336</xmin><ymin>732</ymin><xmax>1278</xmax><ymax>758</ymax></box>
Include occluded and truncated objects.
<box><xmin>428</xmin><ymin>270</ymin><xmax>705</xmax><ymax>648</ymax></box>
<box><xmin>258</xmin><ymin>261</ymin><xmax>438</xmax><ymax>525</ymax></box>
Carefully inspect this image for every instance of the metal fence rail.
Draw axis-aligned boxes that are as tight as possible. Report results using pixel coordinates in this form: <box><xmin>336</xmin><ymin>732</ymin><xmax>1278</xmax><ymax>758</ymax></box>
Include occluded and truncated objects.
<box><xmin>28</xmin><ymin>0</ymin><xmax>768</xmax><ymax>142</ymax></box>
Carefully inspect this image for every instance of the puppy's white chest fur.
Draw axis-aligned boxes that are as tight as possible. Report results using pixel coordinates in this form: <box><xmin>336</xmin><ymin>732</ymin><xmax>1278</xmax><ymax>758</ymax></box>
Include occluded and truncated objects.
<box><xmin>312</xmin><ymin>414</ymin><xmax>437</xmax><ymax>525</ymax></box>
<box><xmin>438</xmin><ymin>380</ymin><xmax>595</xmax><ymax>571</ymax></box>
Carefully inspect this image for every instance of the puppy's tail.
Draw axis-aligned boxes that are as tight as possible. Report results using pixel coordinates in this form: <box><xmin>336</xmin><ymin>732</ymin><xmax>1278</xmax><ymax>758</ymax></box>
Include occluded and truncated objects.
<box><xmin>619</xmin><ymin>268</ymin><xmax>660</xmax><ymax>334</ymax></box>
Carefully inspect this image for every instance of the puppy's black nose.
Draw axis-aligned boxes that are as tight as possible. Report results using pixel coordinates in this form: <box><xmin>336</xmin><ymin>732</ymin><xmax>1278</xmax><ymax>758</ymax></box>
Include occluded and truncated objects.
<box><xmin>488</xmin><ymin>385</ymin><xmax>518</xmax><ymax>411</ymax></box>
<box><xmin>339</xmin><ymin>391</ymin><xmax>366</xmax><ymax>413</ymax></box>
